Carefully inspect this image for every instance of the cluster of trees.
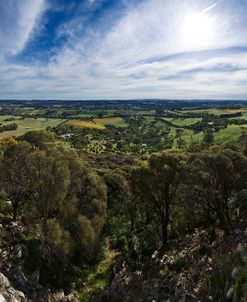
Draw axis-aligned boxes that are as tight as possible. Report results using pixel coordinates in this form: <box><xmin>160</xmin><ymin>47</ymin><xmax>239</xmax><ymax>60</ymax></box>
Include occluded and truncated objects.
<box><xmin>56</xmin><ymin>115</ymin><xmax>173</xmax><ymax>154</ymax></box>
<box><xmin>0</xmin><ymin>129</ymin><xmax>247</xmax><ymax>290</ymax></box>
<box><xmin>187</xmin><ymin>117</ymin><xmax>228</xmax><ymax>133</ymax></box>
<box><xmin>105</xmin><ymin>147</ymin><xmax>247</xmax><ymax>262</ymax></box>
<box><xmin>0</xmin><ymin>123</ymin><xmax>17</xmax><ymax>132</ymax></box>
<box><xmin>0</xmin><ymin>131</ymin><xmax>107</xmax><ymax>287</ymax></box>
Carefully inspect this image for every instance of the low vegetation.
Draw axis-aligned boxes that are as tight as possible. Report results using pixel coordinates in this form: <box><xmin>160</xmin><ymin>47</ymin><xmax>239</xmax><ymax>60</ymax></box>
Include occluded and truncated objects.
<box><xmin>0</xmin><ymin>100</ymin><xmax>247</xmax><ymax>301</ymax></box>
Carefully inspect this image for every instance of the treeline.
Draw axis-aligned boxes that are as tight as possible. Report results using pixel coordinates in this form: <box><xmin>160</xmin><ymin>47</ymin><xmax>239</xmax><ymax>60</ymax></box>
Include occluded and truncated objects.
<box><xmin>0</xmin><ymin>130</ymin><xmax>247</xmax><ymax>290</ymax></box>
<box><xmin>105</xmin><ymin>147</ymin><xmax>247</xmax><ymax>262</ymax></box>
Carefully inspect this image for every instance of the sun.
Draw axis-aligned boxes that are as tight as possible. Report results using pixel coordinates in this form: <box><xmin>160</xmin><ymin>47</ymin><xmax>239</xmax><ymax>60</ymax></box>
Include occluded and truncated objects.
<box><xmin>181</xmin><ymin>11</ymin><xmax>215</xmax><ymax>49</ymax></box>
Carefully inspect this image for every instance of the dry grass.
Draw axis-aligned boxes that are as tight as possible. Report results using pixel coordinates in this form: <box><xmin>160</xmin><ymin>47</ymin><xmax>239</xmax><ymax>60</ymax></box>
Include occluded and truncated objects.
<box><xmin>223</xmin><ymin>108</ymin><xmax>247</xmax><ymax>114</ymax></box>
<box><xmin>66</xmin><ymin>120</ymin><xmax>105</xmax><ymax>129</ymax></box>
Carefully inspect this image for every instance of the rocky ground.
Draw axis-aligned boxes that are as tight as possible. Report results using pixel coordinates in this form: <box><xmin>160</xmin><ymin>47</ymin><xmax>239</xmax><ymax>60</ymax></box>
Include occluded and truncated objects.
<box><xmin>94</xmin><ymin>229</ymin><xmax>247</xmax><ymax>302</ymax></box>
<box><xmin>1</xmin><ymin>218</ymin><xmax>247</xmax><ymax>302</ymax></box>
<box><xmin>0</xmin><ymin>220</ymin><xmax>79</xmax><ymax>302</ymax></box>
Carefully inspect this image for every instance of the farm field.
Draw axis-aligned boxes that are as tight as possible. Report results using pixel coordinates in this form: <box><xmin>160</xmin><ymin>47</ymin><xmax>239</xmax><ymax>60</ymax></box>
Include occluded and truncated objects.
<box><xmin>0</xmin><ymin>115</ymin><xmax>22</xmax><ymax>122</ymax></box>
<box><xmin>70</xmin><ymin>110</ymin><xmax>116</xmax><ymax>118</ymax></box>
<box><xmin>65</xmin><ymin>120</ymin><xmax>105</xmax><ymax>129</ymax></box>
<box><xmin>181</xmin><ymin>107</ymin><xmax>247</xmax><ymax>115</ymax></box>
<box><xmin>169</xmin><ymin>127</ymin><xmax>203</xmax><ymax>148</ymax></box>
<box><xmin>114</xmin><ymin>109</ymin><xmax>156</xmax><ymax>116</ymax></box>
<box><xmin>0</xmin><ymin>117</ymin><xmax>65</xmax><ymax>138</ymax></box>
<box><xmin>0</xmin><ymin>101</ymin><xmax>246</xmax><ymax>152</ymax></box>
<box><xmin>230</xmin><ymin>112</ymin><xmax>247</xmax><ymax>120</ymax></box>
<box><xmin>214</xmin><ymin>124</ymin><xmax>247</xmax><ymax>145</ymax></box>
<box><xmin>168</xmin><ymin>123</ymin><xmax>246</xmax><ymax>148</ymax></box>
<box><xmin>93</xmin><ymin>117</ymin><xmax>127</xmax><ymax>127</ymax></box>
<box><xmin>162</xmin><ymin>117</ymin><xmax>202</xmax><ymax>127</ymax></box>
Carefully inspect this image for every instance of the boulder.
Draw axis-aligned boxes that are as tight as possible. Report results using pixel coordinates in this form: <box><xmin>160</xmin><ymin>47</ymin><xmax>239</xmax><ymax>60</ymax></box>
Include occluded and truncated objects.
<box><xmin>0</xmin><ymin>273</ymin><xmax>26</xmax><ymax>302</ymax></box>
<box><xmin>2</xmin><ymin>287</ymin><xmax>26</xmax><ymax>302</ymax></box>
<box><xmin>0</xmin><ymin>293</ymin><xmax>6</xmax><ymax>302</ymax></box>
<box><xmin>50</xmin><ymin>290</ymin><xmax>64</xmax><ymax>301</ymax></box>
<box><xmin>12</xmin><ymin>245</ymin><xmax>28</xmax><ymax>260</ymax></box>
<box><xmin>0</xmin><ymin>273</ymin><xmax>10</xmax><ymax>289</ymax></box>
<box><xmin>232</xmin><ymin>267</ymin><xmax>239</xmax><ymax>279</ymax></box>
<box><xmin>61</xmin><ymin>291</ymin><xmax>79</xmax><ymax>302</ymax></box>
<box><xmin>226</xmin><ymin>286</ymin><xmax>234</xmax><ymax>301</ymax></box>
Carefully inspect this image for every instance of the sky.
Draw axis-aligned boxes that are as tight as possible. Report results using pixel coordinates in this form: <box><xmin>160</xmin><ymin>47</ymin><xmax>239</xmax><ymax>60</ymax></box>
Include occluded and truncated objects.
<box><xmin>0</xmin><ymin>0</ymin><xmax>247</xmax><ymax>100</ymax></box>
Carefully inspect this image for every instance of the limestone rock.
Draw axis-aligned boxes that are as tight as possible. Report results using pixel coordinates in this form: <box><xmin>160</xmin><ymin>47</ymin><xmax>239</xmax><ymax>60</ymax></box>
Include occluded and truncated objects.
<box><xmin>0</xmin><ymin>273</ymin><xmax>10</xmax><ymax>289</ymax></box>
<box><xmin>0</xmin><ymin>272</ymin><xmax>26</xmax><ymax>302</ymax></box>
<box><xmin>226</xmin><ymin>286</ymin><xmax>234</xmax><ymax>301</ymax></box>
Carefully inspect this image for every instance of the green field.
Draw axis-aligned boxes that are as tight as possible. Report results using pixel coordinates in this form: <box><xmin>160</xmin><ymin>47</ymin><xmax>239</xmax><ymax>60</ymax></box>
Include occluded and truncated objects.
<box><xmin>230</xmin><ymin>112</ymin><xmax>247</xmax><ymax>121</ymax></box>
<box><xmin>29</xmin><ymin>109</ymin><xmax>48</xmax><ymax>116</ymax></box>
<box><xmin>182</xmin><ymin>107</ymin><xmax>247</xmax><ymax>116</ymax></box>
<box><xmin>163</xmin><ymin>117</ymin><xmax>202</xmax><ymax>127</ymax></box>
<box><xmin>0</xmin><ymin>117</ymin><xmax>65</xmax><ymax>138</ymax></box>
<box><xmin>1</xmin><ymin>107</ymin><xmax>246</xmax><ymax>149</ymax></box>
<box><xmin>214</xmin><ymin>125</ymin><xmax>247</xmax><ymax>145</ymax></box>
<box><xmin>181</xmin><ymin>108</ymin><xmax>227</xmax><ymax>115</ymax></box>
<box><xmin>94</xmin><ymin>117</ymin><xmax>128</xmax><ymax>127</ymax></box>
<box><xmin>169</xmin><ymin>128</ymin><xmax>203</xmax><ymax>148</ymax></box>
<box><xmin>168</xmin><ymin>123</ymin><xmax>247</xmax><ymax>148</ymax></box>
<box><xmin>0</xmin><ymin>115</ymin><xmax>22</xmax><ymax>122</ymax></box>
<box><xmin>71</xmin><ymin>110</ymin><xmax>116</xmax><ymax>119</ymax></box>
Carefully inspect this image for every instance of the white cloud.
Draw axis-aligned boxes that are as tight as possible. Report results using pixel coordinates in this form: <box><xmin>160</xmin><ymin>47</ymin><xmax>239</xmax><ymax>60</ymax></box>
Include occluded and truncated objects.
<box><xmin>0</xmin><ymin>0</ymin><xmax>247</xmax><ymax>99</ymax></box>
<box><xmin>0</xmin><ymin>0</ymin><xmax>46</xmax><ymax>55</ymax></box>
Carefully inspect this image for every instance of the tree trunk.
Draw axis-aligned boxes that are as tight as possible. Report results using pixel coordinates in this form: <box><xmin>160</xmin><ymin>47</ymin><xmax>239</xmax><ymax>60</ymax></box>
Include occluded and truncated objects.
<box><xmin>218</xmin><ymin>209</ymin><xmax>231</xmax><ymax>236</ymax></box>
<box><xmin>161</xmin><ymin>220</ymin><xmax>168</xmax><ymax>246</ymax></box>
<box><xmin>130</xmin><ymin>207</ymin><xmax>135</xmax><ymax>232</ymax></box>
<box><xmin>12</xmin><ymin>202</ymin><xmax>18</xmax><ymax>221</ymax></box>
<box><xmin>161</xmin><ymin>200</ymin><xmax>170</xmax><ymax>247</ymax></box>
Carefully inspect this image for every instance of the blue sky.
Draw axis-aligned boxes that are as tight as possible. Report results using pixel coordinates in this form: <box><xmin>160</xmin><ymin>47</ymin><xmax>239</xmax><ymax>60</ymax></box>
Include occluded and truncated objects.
<box><xmin>0</xmin><ymin>0</ymin><xmax>247</xmax><ymax>100</ymax></box>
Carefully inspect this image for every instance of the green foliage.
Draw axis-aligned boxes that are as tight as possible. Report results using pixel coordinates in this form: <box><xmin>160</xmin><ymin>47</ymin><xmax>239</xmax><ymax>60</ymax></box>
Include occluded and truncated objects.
<box><xmin>0</xmin><ymin>199</ymin><xmax>12</xmax><ymax>216</ymax></box>
<box><xmin>186</xmin><ymin>151</ymin><xmax>237</xmax><ymax>233</ymax></box>
<box><xmin>132</xmin><ymin>151</ymin><xmax>186</xmax><ymax>246</ymax></box>
<box><xmin>1</xmin><ymin>123</ymin><xmax>247</xmax><ymax>295</ymax></box>
<box><xmin>232</xmin><ymin>254</ymin><xmax>247</xmax><ymax>299</ymax></box>
<box><xmin>203</xmin><ymin>131</ymin><xmax>214</xmax><ymax>145</ymax></box>
<box><xmin>209</xmin><ymin>270</ymin><xmax>228</xmax><ymax>301</ymax></box>
<box><xmin>0</xmin><ymin>133</ymin><xmax>107</xmax><ymax>288</ymax></box>
<box><xmin>19</xmin><ymin>130</ymin><xmax>55</xmax><ymax>149</ymax></box>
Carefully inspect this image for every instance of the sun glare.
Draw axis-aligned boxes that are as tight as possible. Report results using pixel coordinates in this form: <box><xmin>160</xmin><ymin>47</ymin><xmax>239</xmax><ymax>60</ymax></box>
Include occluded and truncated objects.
<box><xmin>181</xmin><ymin>11</ymin><xmax>215</xmax><ymax>49</ymax></box>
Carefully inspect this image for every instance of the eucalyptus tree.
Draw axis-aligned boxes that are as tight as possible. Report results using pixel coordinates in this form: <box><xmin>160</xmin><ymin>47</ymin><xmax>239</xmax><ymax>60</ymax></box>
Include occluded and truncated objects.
<box><xmin>132</xmin><ymin>151</ymin><xmax>185</xmax><ymax>246</ymax></box>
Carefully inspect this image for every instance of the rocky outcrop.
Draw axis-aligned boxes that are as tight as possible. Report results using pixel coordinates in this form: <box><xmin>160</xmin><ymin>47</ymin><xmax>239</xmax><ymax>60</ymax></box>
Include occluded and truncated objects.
<box><xmin>95</xmin><ymin>228</ymin><xmax>247</xmax><ymax>302</ymax></box>
<box><xmin>0</xmin><ymin>272</ymin><xmax>26</xmax><ymax>302</ymax></box>
<box><xmin>0</xmin><ymin>220</ymin><xmax>79</xmax><ymax>302</ymax></box>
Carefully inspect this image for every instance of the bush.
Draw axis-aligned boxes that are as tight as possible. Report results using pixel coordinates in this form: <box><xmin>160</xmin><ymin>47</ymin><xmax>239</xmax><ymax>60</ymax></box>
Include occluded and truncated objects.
<box><xmin>0</xmin><ymin>199</ymin><xmax>12</xmax><ymax>216</ymax></box>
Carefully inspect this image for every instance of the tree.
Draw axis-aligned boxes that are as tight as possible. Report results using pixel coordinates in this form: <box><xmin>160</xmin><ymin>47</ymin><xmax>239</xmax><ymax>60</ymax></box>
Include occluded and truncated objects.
<box><xmin>27</xmin><ymin>149</ymin><xmax>70</xmax><ymax>221</ymax></box>
<box><xmin>19</xmin><ymin>130</ymin><xmax>55</xmax><ymax>149</ymax></box>
<box><xmin>132</xmin><ymin>151</ymin><xmax>185</xmax><ymax>246</ymax></box>
<box><xmin>26</xmin><ymin>145</ymin><xmax>107</xmax><ymax>263</ymax></box>
<box><xmin>0</xmin><ymin>141</ymin><xmax>33</xmax><ymax>220</ymax></box>
<box><xmin>0</xmin><ymin>135</ymin><xmax>108</xmax><ymax>285</ymax></box>
<box><xmin>203</xmin><ymin>131</ymin><xmax>214</xmax><ymax>145</ymax></box>
<box><xmin>186</xmin><ymin>152</ymin><xmax>236</xmax><ymax>234</ymax></box>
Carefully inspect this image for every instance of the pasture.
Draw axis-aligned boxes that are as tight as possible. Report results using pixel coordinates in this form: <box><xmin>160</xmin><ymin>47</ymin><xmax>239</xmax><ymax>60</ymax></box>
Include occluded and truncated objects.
<box><xmin>162</xmin><ymin>117</ymin><xmax>202</xmax><ymax>127</ymax></box>
<box><xmin>181</xmin><ymin>107</ymin><xmax>247</xmax><ymax>116</ymax></box>
<box><xmin>65</xmin><ymin>120</ymin><xmax>105</xmax><ymax>129</ymax></box>
<box><xmin>214</xmin><ymin>125</ymin><xmax>247</xmax><ymax>145</ymax></box>
<box><xmin>93</xmin><ymin>117</ymin><xmax>127</xmax><ymax>127</ymax></box>
<box><xmin>0</xmin><ymin>117</ymin><xmax>65</xmax><ymax>138</ymax></box>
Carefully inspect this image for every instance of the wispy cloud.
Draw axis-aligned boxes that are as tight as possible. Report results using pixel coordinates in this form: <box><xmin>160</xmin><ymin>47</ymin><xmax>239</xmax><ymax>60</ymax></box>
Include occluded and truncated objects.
<box><xmin>0</xmin><ymin>0</ymin><xmax>247</xmax><ymax>99</ymax></box>
<box><xmin>0</xmin><ymin>0</ymin><xmax>46</xmax><ymax>56</ymax></box>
